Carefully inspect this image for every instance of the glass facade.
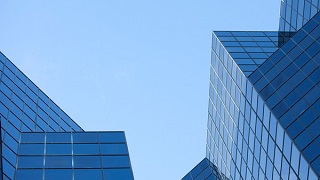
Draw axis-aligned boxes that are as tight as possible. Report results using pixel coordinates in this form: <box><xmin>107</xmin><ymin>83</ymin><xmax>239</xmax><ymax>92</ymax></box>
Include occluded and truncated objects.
<box><xmin>213</xmin><ymin>31</ymin><xmax>281</xmax><ymax>77</ymax></box>
<box><xmin>182</xmin><ymin>158</ymin><xmax>224</xmax><ymax>180</ymax></box>
<box><xmin>0</xmin><ymin>52</ymin><xmax>83</xmax><ymax>179</ymax></box>
<box><xmin>0</xmin><ymin>52</ymin><xmax>134</xmax><ymax>179</ymax></box>
<box><xmin>16</xmin><ymin>132</ymin><xmax>133</xmax><ymax>180</ymax></box>
<box><xmin>249</xmin><ymin>10</ymin><xmax>320</xmax><ymax>177</ymax></box>
<box><xmin>207</xmin><ymin>29</ymin><xmax>316</xmax><ymax>179</ymax></box>
<box><xmin>279</xmin><ymin>0</ymin><xmax>320</xmax><ymax>32</ymax></box>
<box><xmin>184</xmin><ymin>0</ymin><xmax>320</xmax><ymax>179</ymax></box>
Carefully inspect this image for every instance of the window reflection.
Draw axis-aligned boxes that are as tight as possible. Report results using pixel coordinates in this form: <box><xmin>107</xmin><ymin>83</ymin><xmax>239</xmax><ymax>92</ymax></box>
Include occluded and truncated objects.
<box><xmin>74</xmin><ymin>156</ymin><xmax>101</xmax><ymax>168</ymax></box>
<box><xmin>45</xmin><ymin>156</ymin><xmax>72</xmax><ymax>168</ymax></box>
<box><xmin>74</xmin><ymin>169</ymin><xmax>102</xmax><ymax>180</ymax></box>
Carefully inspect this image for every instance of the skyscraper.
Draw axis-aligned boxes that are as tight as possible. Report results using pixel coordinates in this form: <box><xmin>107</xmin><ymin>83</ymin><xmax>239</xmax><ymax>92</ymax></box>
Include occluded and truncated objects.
<box><xmin>184</xmin><ymin>0</ymin><xmax>320</xmax><ymax>179</ymax></box>
<box><xmin>0</xmin><ymin>52</ymin><xmax>134</xmax><ymax>179</ymax></box>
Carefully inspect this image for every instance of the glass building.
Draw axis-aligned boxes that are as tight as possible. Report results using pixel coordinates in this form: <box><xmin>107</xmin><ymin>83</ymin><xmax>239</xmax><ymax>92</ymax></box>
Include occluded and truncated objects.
<box><xmin>16</xmin><ymin>132</ymin><xmax>133</xmax><ymax>180</ymax></box>
<box><xmin>0</xmin><ymin>52</ymin><xmax>134</xmax><ymax>179</ymax></box>
<box><xmin>184</xmin><ymin>0</ymin><xmax>320</xmax><ymax>179</ymax></box>
<box><xmin>182</xmin><ymin>158</ymin><xmax>224</xmax><ymax>180</ymax></box>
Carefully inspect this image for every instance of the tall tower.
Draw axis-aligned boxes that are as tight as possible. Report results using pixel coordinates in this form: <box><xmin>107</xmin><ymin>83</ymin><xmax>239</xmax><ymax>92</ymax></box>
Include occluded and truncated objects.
<box><xmin>0</xmin><ymin>52</ymin><xmax>134</xmax><ymax>179</ymax></box>
<box><xmin>184</xmin><ymin>1</ymin><xmax>320</xmax><ymax>179</ymax></box>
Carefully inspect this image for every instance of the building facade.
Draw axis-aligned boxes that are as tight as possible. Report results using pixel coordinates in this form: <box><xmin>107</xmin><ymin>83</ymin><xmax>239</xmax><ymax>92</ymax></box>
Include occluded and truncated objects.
<box><xmin>182</xmin><ymin>158</ymin><xmax>224</xmax><ymax>180</ymax></box>
<box><xmin>184</xmin><ymin>0</ymin><xmax>320</xmax><ymax>179</ymax></box>
<box><xmin>0</xmin><ymin>53</ymin><xmax>134</xmax><ymax>179</ymax></box>
<box><xmin>16</xmin><ymin>131</ymin><xmax>133</xmax><ymax>180</ymax></box>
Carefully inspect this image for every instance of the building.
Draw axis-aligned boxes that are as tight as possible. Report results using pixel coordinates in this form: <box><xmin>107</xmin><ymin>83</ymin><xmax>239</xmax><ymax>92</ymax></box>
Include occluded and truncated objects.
<box><xmin>184</xmin><ymin>0</ymin><xmax>320</xmax><ymax>179</ymax></box>
<box><xmin>0</xmin><ymin>52</ymin><xmax>134</xmax><ymax>179</ymax></box>
<box><xmin>182</xmin><ymin>158</ymin><xmax>224</xmax><ymax>180</ymax></box>
<box><xmin>16</xmin><ymin>131</ymin><xmax>133</xmax><ymax>179</ymax></box>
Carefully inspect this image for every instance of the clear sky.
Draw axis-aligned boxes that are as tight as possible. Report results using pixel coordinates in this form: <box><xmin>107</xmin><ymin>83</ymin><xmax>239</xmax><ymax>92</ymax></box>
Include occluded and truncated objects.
<box><xmin>0</xmin><ymin>1</ymin><xmax>279</xmax><ymax>179</ymax></box>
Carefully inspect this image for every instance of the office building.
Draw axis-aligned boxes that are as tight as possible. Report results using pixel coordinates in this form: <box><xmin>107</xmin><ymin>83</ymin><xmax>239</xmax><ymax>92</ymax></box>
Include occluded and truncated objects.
<box><xmin>182</xmin><ymin>158</ymin><xmax>224</xmax><ymax>180</ymax></box>
<box><xmin>0</xmin><ymin>52</ymin><xmax>134</xmax><ymax>179</ymax></box>
<box><xmin>16</xmin><ymin>132</ymin><xmax>133</xmax><ymax>180</ymax></box>
<box><xmin>184</xmin><ymin>0</ymin><xmax>320</xmax><ymax>179</ymax></box>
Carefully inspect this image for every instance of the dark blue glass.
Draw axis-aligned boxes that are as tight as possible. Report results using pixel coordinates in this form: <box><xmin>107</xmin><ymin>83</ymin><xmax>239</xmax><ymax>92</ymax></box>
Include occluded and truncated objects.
<box><xmin>73</xmin><ymin>144</ymin><xmax>99</xmax><ymax>155</ymax></box>
<box><xmin>46</xmin><ymin>132</ymin><xmax>71</xmax><ymax>143</ymax></box>
<box><xmin>73</xmin><ymin>132</ymin><xmax>98</xmax><ymax>143</ymax></box>
<box><xmin>291</xmin><ymin>98</ymin><xmax>308</xmax><ymax>117</ymax></box>
<box><xmin>45</xmin><ymin>156</ymin><xmax>72</xmax><ymax>168</ymax></box>
<box><xmin>286</xmin><ymin>120</ymin><xmax>304</xmax><ymax>139</ymax></box>
<box><xmin>311</xmin><ymin>156</ymin><xmax>320</xmax><ymax>176</ymax></box>
<box><xmin>214</xmin><ymin>31</ymin><xmax>233</xmax><ymax>36</ymax></box>
<box><xmin>282</xmin><ymin>63</ymin><xmax>299</xmax><ymax>79</ymax></box>
<box><xmin>19</xmin><ymin>143</ymin><xmax>44</xmax><ymax>155</ymax></box>
<box><xmin>16</xmin><ymin>169</ymin><xmax>43</xmax><ymax>180</ymax></box>
<box><xmin>303</xmin><ymin>142</ymin><xmax>320</xmax><ymax>162</ymax></box>
<box><xmin>306</xmin><ymin>119</ymin><xmax>320</xmax><ymax>137</ymax></box>
<box><xmin>284</xmin><ymin>89</ymin><xmax>301</xmax><ymax>107</ymax></box>
<box><xmin>103</xmin><ymin>169</ymin><xmax>133</xmax><ymax>180</ymax></box>
<box><xmin>8</xmin><ymin>112</ymin><xmax>21</xmax><ymax>130</ymax></box>
<box><xmin>190</xmin><ymin>166</ymin><xmax>201</xmax><ymax>178</ymax></box>
<box><xmin>101</xmin><ymin>155</ymin><xmax>130</xmax><ymax>168</ymax></box>
<box><xmin>26</xmin><ymin>79</ymin><xmax>38</xmax><ymax>95</ymax></box>
<box><xmin>305</xmin><ymin>41</ymin><xmax>320</xmax><ymax>57</ymax></box>
<box><xmin>74</xmin><ymin>156</ymin><xmax>101</xmax><ymax>168</ymax></box>
<box><xmin>218</xmin><ymin>36</ymin><xmax>237</xmax><ymax>41</ymax></box>
<box><xmin>294</xmin><ymin>131</ymin><xmax>313</xmax><ymax>150</ymax></box>
<box><xmin>2</xmin><ymin>144</ymin><xmax>17</xmax><ymax>166</ymax></box>
<box><xmin>44</xmin><ymin>169</ymin><xmax>73</xmax><ymax>180</ymax></box>
<box><xmin>296</xmin><ymin>78</ymin><xmax>313</xmax><ymax>95</ymax></box>
<box><xmin>279</xmin><ymin>109</ymin><xmax>297</xmax><ymax>129</ymax></box>
<box><xmin>99</xmin><ymin>132</ymin><xmax>126</xmax><ymax>143</ymax></box>
<box><xmin>304</xmin><ymin>86</ymin><xmax>320</xmax><ymax>105</ymax></box>
<box><xmin>74</xmin><ymin>169</ymin><xmax>103</xmax><ymax>180</ymax></box>
<box><xmin>3</xmin><ymin>67</ymin><xmax>15</xmax><ymax>81</ymax></box>
<box><xmin>18</xmin><ymin>156</ymin><xmax>44</xmax><ymax>168</ymax></box>
<box><xmin>21</xmin><ymin>133</ymin><xmax>45</xmax><ymax>143</ymax></box>
<box><xmin>299</xmin><ymin>105</ymin><xmax>318</xmax><ymax>127</ymax></box>
<box><xmin>46</xmin><ymin>144</ymin><xmax>72</xmax><ymax>155</ymax></box>
<box><xmin>3</xmin><ymin>159</ymin><xmax>15</xmax><ymax>179</ymax></box>
<box><xmin>100</xmin><ymin>144</ymin><xmax>128</xmax><ymax>155</ymax></box>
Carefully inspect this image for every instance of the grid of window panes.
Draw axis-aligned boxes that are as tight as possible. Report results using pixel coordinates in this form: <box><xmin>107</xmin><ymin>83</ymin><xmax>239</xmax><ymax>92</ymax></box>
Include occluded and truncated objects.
<box><xmin>0</xmin><ymin>52</ymin><xmax>83</xmax><ymax>179</ymax></box>
<box><xmin>16</xmin><ymin>132</ymin><xmax>133</xmax><ymax>180</ymax></box>
<box><xmin>249</xmin><ymin>11</ymin><xmax>320</xmax><ymax>177</ymax></box>
<box><xmin>213</xmin><ymin>31</ymin><xmax>281</xmax><ymax>77</ymax></box>
<box><xmin>0</xmin><ymin>117</ymin><xmax>3</xmax><ymax>180</ymax></box>
<box><xmin>206</xmin><ymin>32</ymin><xmax>316</xmax><ymax>180</ymax></box>
<box><xmin>279</xmin><ymin>0</ymin><xmax>320</xmax><ymax>32</ymax></box>
<box><xmin>182</xmin><ymin>158</ymin><xmax>224</xmax><ymax>180</ymax></box>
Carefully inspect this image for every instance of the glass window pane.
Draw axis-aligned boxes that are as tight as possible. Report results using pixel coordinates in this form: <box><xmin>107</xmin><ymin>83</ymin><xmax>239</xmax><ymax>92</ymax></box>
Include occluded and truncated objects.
<box><xmin>99</xmin><ymin>132</ymin><xmax>126</xmax><ymax>143</ymax></box>
<box><xmin>291</xmin><ymin>145</ymin><xmax>300</xmax><ymax>173</ymax></box>
<box><xmin>2</xmin><ymin>145</ymin><xmax>17</xmax><ymax>166</ymax></box>
<box><xmin>44</xmin><ymin>169</ymin><xmax>72</xmax><ymax>180</ymax></box>
<box><xmin>18</xmin><ymin>156</ymin><xmax>44</xmax><ymax>168</ymax></box>
<box><xmin>45</xmin><ymin>156</ymin><xmax>72</xmax><ymax>168</ymax></box>
<box><xmin>103</xmin><ymin>169</ymin><xmax>133</xmax><ymax>180</ymax></box>
<box><xmin>303</xmin><ymin>142</ymin><xmax>320</xmax><ymax>162</ymax></box>
<box><xmin>3</xmin><ymin>159</ymin><xmax>15</xmax><ymax>179</ymax></box>
<box><xmin>16</xmin><ymin>169</ymin><xmax>43</xmax><ymax>180</ymax></box>
<box><xmin>100</xmin><ymin>144</ymin><xmax>128</xmax><ymax>155</ymax></box>
<box><xmin>74</xmin><ymin>156</ymin><xmax>101</xmax><ymax>168</ymax></box>
<box><xmin>101</xmin><ymin>156</ymin><xmax>130</xmax><ymax>168</ymax></box>
<box><xmin>74</xmin><ymin>169</ymin><xmax>102</xmax><ymax>180</ymax></box>
<box><xmin>46</xmin><ymin>144</ymin><xmax>72</xmax><ymax>155</ymax></box>
<box><xmin>19</xmin><ymin>144</ymin><xmax>44</xmax><ymax>155</ymax></box>
<box><xmin>73</xmin><ymin>133</ymin><xmax>98</xmax><ymax>143</ymax></box>
<box><xmin>4</xmin><ymin>133</ymin><xmax>18</xmax><ymax>153</ymax></box>
<box><xmin>20</xmin><ymin>133</ymin><xmax>44</xmax><ymax>143</ymax></box>
<box><xmin>73</xmin><ymin>144</ymin><xmax>99</xmax><ymax>155</ymax></box>
<box><xmin>46</xmin><ymin>133</ymin><xmax>71</xmax><ymax>143</ymax></box>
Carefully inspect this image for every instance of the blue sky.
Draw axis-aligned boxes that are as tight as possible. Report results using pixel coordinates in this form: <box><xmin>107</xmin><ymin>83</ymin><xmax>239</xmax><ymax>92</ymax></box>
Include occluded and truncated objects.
<box><xmin>0</xmin><ymin>1</ymin><xmax>279</xmax><ymax>179</ymax></box>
